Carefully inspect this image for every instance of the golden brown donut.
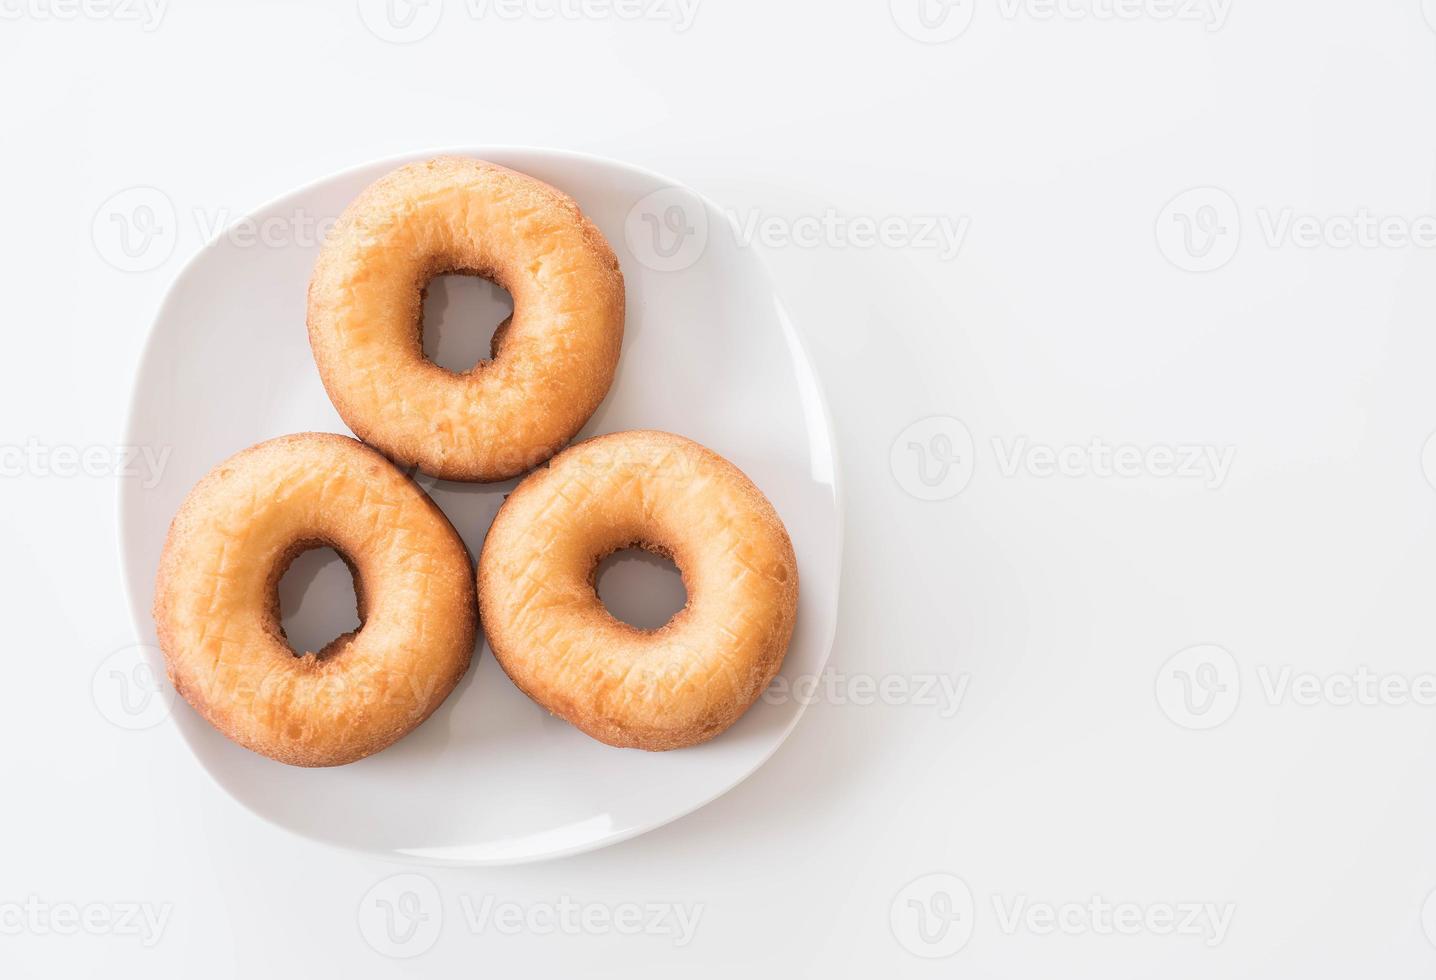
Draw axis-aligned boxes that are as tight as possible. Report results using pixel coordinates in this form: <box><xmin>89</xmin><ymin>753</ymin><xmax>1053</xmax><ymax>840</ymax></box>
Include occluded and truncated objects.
<box><xmin>478</xmin><ymin>430</ymin><xmax>799</xmax><ymax>751</ymax></box>
<box><xmin>307</xmin><ymin>156</ymin><xmax>625</xmax><ymax>482</ymax></box>
<box><xmin>153</xmin><ymin>433</ymin><xmax>477</xmax><ymax>767</ymax></box>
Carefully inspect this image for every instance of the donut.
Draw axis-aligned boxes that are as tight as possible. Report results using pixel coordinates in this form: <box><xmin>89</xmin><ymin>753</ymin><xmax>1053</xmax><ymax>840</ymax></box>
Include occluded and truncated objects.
<box><xmin>307</xmin><ymin>156</ymin><xmax>625</xmax><ymax>482</ymax></box>
<box><xmin>478</xmin><ymin>430</ymin><xmax>799</xmax><ymax>750</ymax></box>
<box><xmin>152</xmin><ymin>433</ymin><xmax>477</xmax><ymax>767</ymax></box>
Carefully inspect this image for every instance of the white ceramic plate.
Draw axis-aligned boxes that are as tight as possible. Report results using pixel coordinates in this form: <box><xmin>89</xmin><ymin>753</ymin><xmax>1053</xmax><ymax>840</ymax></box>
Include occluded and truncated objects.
<box><xmin>119</xmin><ymin>147</ymin><xmax>841</xmax><ymax>866</ymax></box>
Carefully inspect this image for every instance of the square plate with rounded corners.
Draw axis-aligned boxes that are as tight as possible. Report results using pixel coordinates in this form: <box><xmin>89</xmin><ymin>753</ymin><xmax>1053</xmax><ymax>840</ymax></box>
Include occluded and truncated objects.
<box><xmin>119</xmin><ymin>147</ymin><xmax>842</xmax><ymax>866</ymax></box>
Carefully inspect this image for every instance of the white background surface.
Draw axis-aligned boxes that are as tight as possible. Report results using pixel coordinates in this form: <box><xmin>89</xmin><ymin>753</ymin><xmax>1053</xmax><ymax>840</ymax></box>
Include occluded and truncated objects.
<box><xmin>5</xmin><ymin>0</ymin><xmax>1436</xmax><ymax>975</ymax></box>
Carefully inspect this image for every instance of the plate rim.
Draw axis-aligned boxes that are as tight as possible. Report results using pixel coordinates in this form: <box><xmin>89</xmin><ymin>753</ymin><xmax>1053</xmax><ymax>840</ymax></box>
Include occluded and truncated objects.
<box><xmin>116</xmin><ymin>144</ymin><xmax>845</xmax><ymax>866</ymax></box>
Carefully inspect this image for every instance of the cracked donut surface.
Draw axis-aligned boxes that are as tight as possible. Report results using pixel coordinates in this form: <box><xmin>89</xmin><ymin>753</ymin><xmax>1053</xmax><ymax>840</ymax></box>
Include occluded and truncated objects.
<box><xmin>152</xmin><ymin>433</ymin><xmax>477</xmax><ymax>767</ymax></box>
<box><xmin>307</xmin><ymin>156</ymin><xmax>625</xmax><ymax>482</ymax></box>
<box><xmin>478</xmin><ymin>430</ymin><xmax>799</xmax><ymax>751</ymax></box>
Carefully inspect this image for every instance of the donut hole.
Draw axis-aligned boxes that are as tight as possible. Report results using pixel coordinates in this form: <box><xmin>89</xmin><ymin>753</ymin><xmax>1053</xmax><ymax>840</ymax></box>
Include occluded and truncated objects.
<box><xmin>276</xmin><ymin>545</ymin><xmax>363</xmax><ymax>659</ymax></box>
<box><xmin>594</xmin><ymin>547</ymin><xmax>688</xmax><ymax>632</ymax></box>
<box><xmin>421</xmin><ymin>272</ymin><xmax>514</xmax><ymax>373</ymax></box>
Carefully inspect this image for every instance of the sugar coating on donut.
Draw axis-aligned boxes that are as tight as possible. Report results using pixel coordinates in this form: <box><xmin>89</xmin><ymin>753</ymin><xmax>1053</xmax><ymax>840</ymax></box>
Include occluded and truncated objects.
<box><xmin>307</xmin><ymin>157</ymin><xmax>625</xmax><ymax>482</ymax></box>
<box><xmin>153</xmin><ymin>433</ymin><xmax>477</xmax><ymax>767</ymax></box>
<box><xmin>478</xmin><ymin>430</ymin><xmax>799</xmax><ymax>751</ymax></box>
